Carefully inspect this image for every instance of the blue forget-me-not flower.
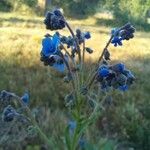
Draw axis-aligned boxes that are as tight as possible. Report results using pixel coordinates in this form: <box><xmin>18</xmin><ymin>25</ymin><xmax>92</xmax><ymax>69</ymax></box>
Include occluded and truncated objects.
<box><xmin>21</xmin><ymin>92</ymin><xmax>29</xmax><ymax>105</ymax></box>
<box><xmin>111</xmin><ymin>23</ymin><xmax>135</xmax><ymax>46</ymax></box>
<box><xmin>40</xmin><ymin>33</ymin><xmax>68</xmax><ymax>72</ymax></box>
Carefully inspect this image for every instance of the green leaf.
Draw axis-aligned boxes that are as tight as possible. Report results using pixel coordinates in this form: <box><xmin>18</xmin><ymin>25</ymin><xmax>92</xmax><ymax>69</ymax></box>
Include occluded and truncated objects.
<box><xmin>64</xmin><ymin>126</ymin><xmax>71</xmax><ymax>150</ymax></box>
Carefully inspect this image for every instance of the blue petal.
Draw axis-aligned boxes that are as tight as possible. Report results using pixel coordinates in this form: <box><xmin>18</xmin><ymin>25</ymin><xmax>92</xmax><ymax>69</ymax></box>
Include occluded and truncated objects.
<box><xmin>114</xmin><ymin>43</ymin><xmax>117</xmax><ymax>47</ymax></box>
<box><xmin>99</xmin><ymin>68</ymin><xmax>109</xmax><ymax>77</ymax></box>
<box><xmin>111</xmin><ymin>36</ymin><xmax>123</xmax><ymax>47</ymax></box>
<box><xmin>42</xmin><ymin>37</ymin><xmax>54</xmax><ymax>57</ymax></box>
<box><xmin>68</xmin><ymin>120</ymin><xmax>77</xmax><ymax>136</ymax></box>
<box><xmin>52</xmin><ymin>63</ymin><xmax>65</xmax><ymax>72</ymax></box>
<box><xmin>21</xmin><ymin>93</ymin><xmax>29</xmax><ymax>104</ymax></box>
<box><xmin>68</xmin><ymin>121</ymin><xmax>76</xmax><ymax>130</ymax></box>
<box><xmin>52</xmin><ymin>33</ymin><xmax>60</xmax><ymax>50</ymax></box>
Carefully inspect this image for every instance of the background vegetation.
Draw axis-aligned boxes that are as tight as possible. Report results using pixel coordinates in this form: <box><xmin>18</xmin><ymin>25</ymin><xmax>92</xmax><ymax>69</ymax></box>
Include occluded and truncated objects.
<box><xmin>0</xmin><ymin>0</ymin><xmax>150</xmax><ymax>149</ymax></box>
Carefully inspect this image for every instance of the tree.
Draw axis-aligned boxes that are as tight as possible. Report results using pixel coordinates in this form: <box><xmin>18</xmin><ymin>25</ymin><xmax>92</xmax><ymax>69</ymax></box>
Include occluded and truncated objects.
<box><xmin>103</xmin><ymin>0</ymin><xmax>150</xmax><ymax>24</ymax></box>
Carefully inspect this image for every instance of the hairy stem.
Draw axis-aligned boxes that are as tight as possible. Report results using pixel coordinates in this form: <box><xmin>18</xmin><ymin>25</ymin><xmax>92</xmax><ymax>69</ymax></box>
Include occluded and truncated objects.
<box><xmin>59</xmin><ymin>51</ymin><xmax>78</xmax><ymax>100</ymax></box>
<box><xmin>65</xmin><ymin>22</ymin><xmax>81</xmax><ymax>64</ymax></box>
<box><xmin>81</xmin><ymin>41</ymin><xmax>86</xmax><ymax>84</ymax></box>
<box><xmin>86</xmin><ymin>35</ymin><xmax>113</xmax><ymax>90</ymax></box>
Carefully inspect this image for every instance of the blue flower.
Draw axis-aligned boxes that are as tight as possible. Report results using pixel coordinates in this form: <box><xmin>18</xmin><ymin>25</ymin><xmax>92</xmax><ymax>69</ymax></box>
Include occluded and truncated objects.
<box><xmin>111</xmin><ymin>37</ymin><xmax>123</xmax><ymax>47</ymax></box>
<box><xmin>84</xmin><ymin>32</ymin><xmax>91</xmax><ymax>39</ymax></box>
<box><xmin>21</xmin><ymin>92</ymin><xmax>29</xmax><ymax>105</ymax></box>
<box><xmin>112</xmin><ymin>63</ymin><xmax>125</xmax><ymax>73</ymax></box>
<box><xmin>98</xmin><ymin>67</ymin><xmax>110</xmax><ymax>77</ymax></box>
<box><xmin>111</xmin><ymin>23</ymin><xmax>135</xmax><ymax>46</ymax></box>
<box><xmin>40</xmin><ymin>34</ymin><xmax>68</xmax><ymax>73</ymax></box>
<box><xmin>68</xmin><ymin>120</ymin><xmax>76</xmax><ymax>135</ymax></box>
<box><xmin>68</xmin><ymin>121</ymin><xmax>76</xmax><ymax>130</ymax></box>
<box><xmin>42</xmin><ymin>33</ymin><xmax>60</xmax><ymax>57</ymax></box>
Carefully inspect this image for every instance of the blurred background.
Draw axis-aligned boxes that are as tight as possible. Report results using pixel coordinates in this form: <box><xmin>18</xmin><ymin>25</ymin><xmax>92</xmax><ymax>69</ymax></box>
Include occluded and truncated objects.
<box><xmin>0</xmin><ymin>0</ymin><xmax>150</xmax><ymax>150</ymax></box>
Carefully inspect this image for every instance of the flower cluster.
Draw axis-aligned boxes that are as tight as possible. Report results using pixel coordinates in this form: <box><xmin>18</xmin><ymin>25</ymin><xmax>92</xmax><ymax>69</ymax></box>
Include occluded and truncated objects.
<box><xmin>40</xmin><ymin>33</ymin><xmax>68</xmax><ymax>72</ymax></box>
<box><xmin>60</xmin><ymin>35</ymin><xmax>75</xmax><ymax>48</ymax></box>
<box><xmin>75</xmin><ymin>29</ymin><xmax>91</xmax><ymax>45</ymax></box>
<box><xmin>2</xmin><ymin>105</ymin><xmax>18</xmax><ymax>122</ymax></box>
<box><xmin>111</xmin><ymin>23</ymin><xmax>135</xmax><ymax>46</ymax></box>
<box><xmin>37</xmin><ymin>9</ymin><xmax>137</xmax><ymax>150</ymax></box>
<box><xmin>0</xmin><ymin>90</ymin><xmax>13</xmax><ymax>103</ymax></box>
<box><xmin>44</xmin><ymin>9</ymin><xmax>65</xmax><ymax>30</ymax></box>
<box><xmin>0</xmin><ymin>90</ymin><xmax>29</xmax><ymax>105</ymax></box>
<box><xmin>0</xmin><ymin>90</ymin><xmax>30</xmax><ymax>123</ymax></box>
<box><xmin>97</xmin><ymin>63</ymin><xmax>135</xmax><ymax>91</ymax></box>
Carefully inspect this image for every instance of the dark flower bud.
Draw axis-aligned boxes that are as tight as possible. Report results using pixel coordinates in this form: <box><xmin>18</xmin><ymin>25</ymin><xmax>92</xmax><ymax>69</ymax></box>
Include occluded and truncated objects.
<box><xmin>128</xmin><ymin>27</ymin><xmax>135</xmax><ymax>33</ymax></box>
<box><xmin>44</xmin><ymin>10</ymin><xmax>65</xmax><ymax>30</ymax></box>
<box><xmin>53</xmin><ymin>9</ymin><xmax>63</xmax><ymax>17</ymax></box>
<box><xmin>84</xmin><ymin>31</ymin><xmax>91</xmax><ymax>39</ymax></box>
<box><xmin>122</xmin><ymin>22</ymin><xmax>131</xmax><ymax>30</ymax></box>
<box><xmin>65</xmin><ymin>93</ymin><xmax>74</xmax><ymax>107</ymax></box>
<box><xmin>44</xmin><ymin>33</ymin><xmax>51</xmax><ymax>37</ymax></box>
<box><xmin>76</xmin><ymin>29</ymin><xmax>82</xmax><ymax>35</ymax></box>
<box><xmin>2</xmin><ymin>105</ymin><xmax>18</xmax><ymax>122</ymax></box>
<box><xmin>76</xmin><ymin>29</ymin><xmax>84</xmax><ymax>44</ymax></box>
<box><xmin>0</xmin><ymin>90</ymin><xmax>14</xmax><ymax>103</ymax></box>
<box><xmin>85</xmin><ymin>47</ymin><xmax>93</xmax><ymax>54</ymax></box>
<box><xmin>104</xmin><ymin>49</ymin><xmax>110</xmax><ymax>60</ymax></box>
<box><xmin>60</xmin><ymin>36</ymin><xmax>68</xmax><ymax>43</ymax></box>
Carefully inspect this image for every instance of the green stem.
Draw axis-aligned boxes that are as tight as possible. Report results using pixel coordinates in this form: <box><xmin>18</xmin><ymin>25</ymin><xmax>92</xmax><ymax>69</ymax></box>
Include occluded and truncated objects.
<box><xmin>81</xmin><ymin>40</ymin><xmax>86</xmax><ymax>84</ymax></box>
<box><xmin>65</xmin><ymin>22</ymin><xmax>81</xmax><ymax>65</ymax></box>
<box><xmin>86</xmin><ymin>35</ymin><xmax>113</xmax><ymax>90</ymax></box>
<box><xmin>71</xmin><ymin>126</ymin><xmax>79</xmax><ymax>150</ymax></box>
<box><xmin>59</xmin><ymin>51</ymin><xmax>79</xmax><ymax>103</ymax></box>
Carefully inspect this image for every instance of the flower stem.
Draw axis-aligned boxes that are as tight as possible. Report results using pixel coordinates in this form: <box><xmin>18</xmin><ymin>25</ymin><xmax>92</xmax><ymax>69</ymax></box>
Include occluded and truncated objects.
<box><xmin>65</xmin><ymin>22</ymin><xmax>82</xmax><ymax>64</ymax></box>
<box><xmin>86</xmin><ymin>35</ymin><xmax>113</xmax><ymax>90</ymax></box>
<box><xmin>81</xmin><ymin>40</ymin><xmax>86</xmax><ymax>84</ymax></box>
<box><xmin>59</xmin><ymin>51</ymin><xmax>78</xmax><ymax>100</ymax></box>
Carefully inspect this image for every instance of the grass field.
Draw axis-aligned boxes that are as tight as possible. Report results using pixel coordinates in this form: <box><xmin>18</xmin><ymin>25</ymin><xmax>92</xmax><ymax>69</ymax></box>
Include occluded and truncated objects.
<box><xmin>0</xmin><ymin>12</ymin><xmax>150</xmax><ymax>149</ymax></box>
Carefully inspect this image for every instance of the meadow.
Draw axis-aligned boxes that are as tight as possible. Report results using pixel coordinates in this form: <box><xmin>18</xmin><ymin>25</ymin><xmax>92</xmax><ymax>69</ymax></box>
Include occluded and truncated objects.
<box><xmin>0</xmin><ymin>12</ymin><xmax>150</xmax><ymax>149</ymax></box>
